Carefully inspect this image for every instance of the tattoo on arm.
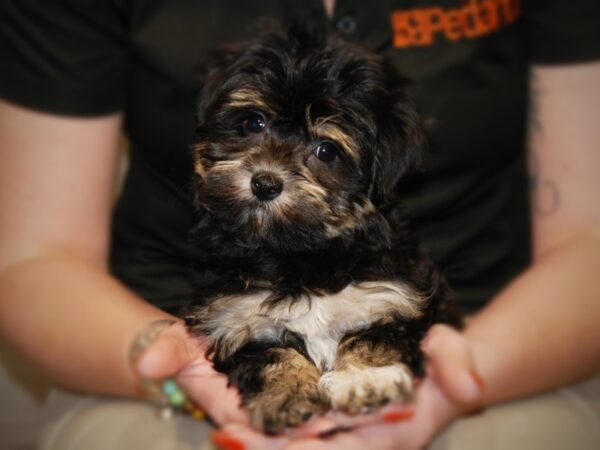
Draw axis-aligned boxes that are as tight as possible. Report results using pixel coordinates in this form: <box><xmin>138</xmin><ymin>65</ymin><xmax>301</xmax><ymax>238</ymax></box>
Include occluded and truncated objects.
<box><xmin>528</xmin><ymin>71</ymin><xmax>560</xmax><ymax>217</ymax></box>
<box><xmin>528</xmin><ymin>151</ymin><xmax>560</xmax><ymax>217</ymax></box>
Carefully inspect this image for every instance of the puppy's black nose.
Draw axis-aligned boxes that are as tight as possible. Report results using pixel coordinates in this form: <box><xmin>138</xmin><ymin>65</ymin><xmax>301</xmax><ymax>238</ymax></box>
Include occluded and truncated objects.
<box><xmin>250</xmin><ymin>172</ymin><xmax>283</xmax><ymax>201</ymax></box>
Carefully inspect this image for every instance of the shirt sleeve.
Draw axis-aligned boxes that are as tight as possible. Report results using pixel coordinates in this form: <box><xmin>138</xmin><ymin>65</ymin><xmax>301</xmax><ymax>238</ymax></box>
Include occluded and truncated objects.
<box><xmin>0</xmin><ymin>0</ymin><xmax>129</xmax><ymax>116</ymax></box>
<box><xmin>525</xmin><ymin>0</ymin><xmax>600</xmax><ymax>65</ymax></box>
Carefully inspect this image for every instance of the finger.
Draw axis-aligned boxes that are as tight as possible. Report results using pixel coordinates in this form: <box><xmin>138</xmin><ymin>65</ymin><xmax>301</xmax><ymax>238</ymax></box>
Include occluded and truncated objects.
<box><xmin>215</xmin><ymin>417</ymin><xmax>370</xmax><ymax>450</ymax></box>
<box><xmin>178</xmin><ymin>361</ymin><xmax>250</xmax><ymax>425</ymax></box>
<box><xmin>285</xmin><ymin>431</ymin><xmax>367</xmax><ymax>450</ymax></box>
<box><xmin>325</xmin><ymin>401</ymin><xmax>415</xmax><ymax>429</ymax></box>
<box><xmin>354</xmin><ymin>421</ymin><xmax>420</xmax><ymax>449</ymax></box>
<box><xmin>215</xmin><ymin>423</ymin><xmax>289</xmax><ymax>450</ymax></box>
<box><xmin>421</xmin><ymin>324</ymin><xmax>483</xmax><ymax>404</ymax></box>
<box><xmin>136</xmin><ymin>321</ymin><xmax>202</xmax><ymax>379</ymax></box>
<box><xmin>285</xmin><ymin>415</ymin><xmax>341</xmax><ymax>439</ymax></box>
<box><xmin>234</xmin><ymin>432</ymin><xmax>364</xmax><ymax>450</ymax></box>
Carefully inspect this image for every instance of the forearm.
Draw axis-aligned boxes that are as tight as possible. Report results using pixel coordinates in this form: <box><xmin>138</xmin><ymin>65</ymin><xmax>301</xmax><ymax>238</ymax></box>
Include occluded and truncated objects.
<box><xmin>465</xmin><ymin>231</ymin><xmax>600</xmax><ymax>406</ymax></box>
<box><xmin>0</xmin><ymin>250</ymin><xmax>174</xmax><ymax>397</ymax></box>
<box><xmin>463</xmin><ymin>61</ymin><xmax>600</xmax><ymax>407</ymax></box>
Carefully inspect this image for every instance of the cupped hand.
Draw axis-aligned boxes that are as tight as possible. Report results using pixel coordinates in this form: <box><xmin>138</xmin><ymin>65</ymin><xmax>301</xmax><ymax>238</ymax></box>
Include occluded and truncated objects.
<box><xmin>213</xmin><ymin>324</ymin><xmax>485</xmax><ymax>450</ymax></box>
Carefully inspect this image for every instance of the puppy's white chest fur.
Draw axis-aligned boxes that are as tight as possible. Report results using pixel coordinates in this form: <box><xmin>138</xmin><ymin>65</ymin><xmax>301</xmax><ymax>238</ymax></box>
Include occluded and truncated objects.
<box><xmin>200</xmin><ymin>281</ymin><xmax>424</xmax><ymax>370</ymax></box>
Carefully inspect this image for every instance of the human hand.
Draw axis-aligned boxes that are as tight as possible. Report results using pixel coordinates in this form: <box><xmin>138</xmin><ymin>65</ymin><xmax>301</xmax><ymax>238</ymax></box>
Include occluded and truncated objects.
<box><xmin>133</xmin><ymin>320</ymin><xmax>249</xmax><ymax>426</ymax></box>
<box><xmin>210</xmin><ymin>324</ymin><xmax>484</xmax><ymax>450</ymax></box>
<box><xmin>420</xmin><ymin>323</ymin><xmax>485</xmax><ymax>406</ymax></box>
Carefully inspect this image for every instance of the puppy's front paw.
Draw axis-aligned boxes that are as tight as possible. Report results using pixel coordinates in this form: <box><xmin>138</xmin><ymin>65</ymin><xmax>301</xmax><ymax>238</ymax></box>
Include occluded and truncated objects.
<box><xmin>246</xmin><ymin>383</ymin><xmax>328</xmax><ymax>434</ymax></box>
<box><xmin>319</xmin><ymin>364</ymin><xmax>413</xmax><ymax>414</ymax></box>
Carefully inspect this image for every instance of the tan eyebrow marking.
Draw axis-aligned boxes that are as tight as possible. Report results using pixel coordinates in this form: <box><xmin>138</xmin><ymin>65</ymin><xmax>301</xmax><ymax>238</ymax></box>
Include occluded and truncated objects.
<box><xmin>226</xmin><ymin>88</ymin><xmax>272</xmax><ymax>113</ymax></box>
<box><xmin>193</xmin><ymin>142</ymin><xmax>210</xmax><ymax>177</ymax></box>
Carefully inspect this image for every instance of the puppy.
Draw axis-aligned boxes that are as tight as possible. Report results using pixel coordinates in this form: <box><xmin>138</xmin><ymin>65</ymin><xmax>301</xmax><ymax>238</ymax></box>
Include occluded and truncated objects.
<box><xmin>185</xmin><ymin>23</ymin><xmax>460</xmax><ymax>434</ymax></box>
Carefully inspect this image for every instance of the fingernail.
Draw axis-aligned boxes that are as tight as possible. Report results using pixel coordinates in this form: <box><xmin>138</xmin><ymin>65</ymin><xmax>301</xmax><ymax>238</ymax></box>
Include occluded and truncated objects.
<box><xmin>383</xmin><ymin>410</ymin><xmax>414</xmax><ymax>422</ymax></box>
<box><xmin>211</xmin><ymin>431</ymin><xmax>245</xmax><ymax>450</ymax></box>
<box><xmin>470</xmin><ymin>370</ymin><xmax>485</xmax><ymax>390</ymax></box>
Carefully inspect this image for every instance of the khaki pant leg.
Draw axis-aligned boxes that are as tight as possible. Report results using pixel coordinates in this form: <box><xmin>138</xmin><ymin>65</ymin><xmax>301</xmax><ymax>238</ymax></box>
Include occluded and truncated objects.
<box><xmin>0</xmin><ymin>340</ymin><xmax>54</xmax><ymax>450</ymax></box>
<box><xmin>431</xmin><ymin>376</ymin><xmax>600</xmax><ymax>450</ymax></box>
<box><xmin>0</xmin><ymin>339</ymin><xmax>215</xmax><ymax>450</ymax></box>
<box><xmin>39</xmin><ymin>393</ymin><xmax>215</xmax><ymax>450</ymax></box>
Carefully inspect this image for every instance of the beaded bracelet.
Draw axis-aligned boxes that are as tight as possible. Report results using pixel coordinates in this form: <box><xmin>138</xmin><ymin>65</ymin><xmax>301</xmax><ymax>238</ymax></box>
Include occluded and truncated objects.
<box><xmin>130</xmin><ymin>319</ymin><xmax>205</xmax><ymax>421</ymax></box>
<box><xmin>141</xmin><ymin>378</ymin><xmax>206</xmax><ymax>421</ymax></box>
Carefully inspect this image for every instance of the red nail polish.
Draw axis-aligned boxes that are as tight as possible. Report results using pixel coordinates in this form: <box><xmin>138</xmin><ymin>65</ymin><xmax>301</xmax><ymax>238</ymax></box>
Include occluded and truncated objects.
<box><xmin>470</xmin><ymin>370</ymin><xmax>485</xmax><ymax>390</ymax></box>
<box><xmin>211</xmin><ymin>431</ymin><xmax>245</xmax><ymax>450</ymax></box>
<box><xmin>383</xmin><ymin>410</ymin><xmax>414</xmax><ymax>422</ymax></box>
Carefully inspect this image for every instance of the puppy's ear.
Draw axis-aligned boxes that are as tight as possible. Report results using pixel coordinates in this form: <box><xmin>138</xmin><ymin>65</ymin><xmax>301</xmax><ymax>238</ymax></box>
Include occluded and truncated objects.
<box><xmin>371</xmin><ymin>71</ymin><xmax>425</xmax><ymax>206</ymax></box>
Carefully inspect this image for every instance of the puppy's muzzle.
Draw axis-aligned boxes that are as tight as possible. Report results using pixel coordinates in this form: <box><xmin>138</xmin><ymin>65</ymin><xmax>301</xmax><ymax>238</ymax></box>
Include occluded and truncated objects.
<box><xmin>251</xmin><ymin>172</ymin><xmax>283</xmax><ymax>201</ymax></box>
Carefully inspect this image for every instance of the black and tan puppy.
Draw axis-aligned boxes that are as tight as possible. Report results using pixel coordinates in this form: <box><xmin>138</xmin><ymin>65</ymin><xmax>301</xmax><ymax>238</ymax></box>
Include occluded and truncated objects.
<box><xmin>185</xmin><ymin>23</ymin><xmax>460</xmax><ymax>434</ymax></box>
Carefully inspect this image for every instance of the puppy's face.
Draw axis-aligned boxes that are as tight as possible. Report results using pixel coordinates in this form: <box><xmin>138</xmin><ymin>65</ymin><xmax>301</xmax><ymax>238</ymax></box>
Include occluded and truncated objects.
<box><xmin>193</xmin><ymin>26</ymin><xmax>423</xmax><ymax>251</ymax></box>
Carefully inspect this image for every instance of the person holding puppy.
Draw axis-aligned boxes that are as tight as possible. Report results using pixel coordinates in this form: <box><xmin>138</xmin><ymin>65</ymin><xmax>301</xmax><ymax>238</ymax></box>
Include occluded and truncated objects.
<box><xmin>1</xmin><ymin>1</ymin><xmax>599</xmax><ymax>450</ymax></box>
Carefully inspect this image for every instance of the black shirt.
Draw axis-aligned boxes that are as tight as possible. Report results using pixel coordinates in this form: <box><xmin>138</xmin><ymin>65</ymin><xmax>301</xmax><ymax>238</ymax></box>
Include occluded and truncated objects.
<box><xmin>1</xmin><ymin>0</ymin><xmax>599</xmax><ymax>313</ymax></box>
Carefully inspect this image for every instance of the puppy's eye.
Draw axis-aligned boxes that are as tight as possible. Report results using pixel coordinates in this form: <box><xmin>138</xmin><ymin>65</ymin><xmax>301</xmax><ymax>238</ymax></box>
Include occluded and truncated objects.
<box><xmin>242</xmin><ymin>113</ymin><xmax>266</xmax><ymax>134</ymax></box>
<box><xmin>314</xmin><ymin>140</ymin><xmax>339</xmax><ymax>163</ymax></box>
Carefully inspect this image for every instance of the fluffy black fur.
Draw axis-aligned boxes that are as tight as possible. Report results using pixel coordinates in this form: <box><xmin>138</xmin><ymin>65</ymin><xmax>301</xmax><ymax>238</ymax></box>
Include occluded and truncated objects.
<box><xmin>185</xmin><ymin>22</ymin><xmax>460</xmax><ymax>433</ymax></box>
